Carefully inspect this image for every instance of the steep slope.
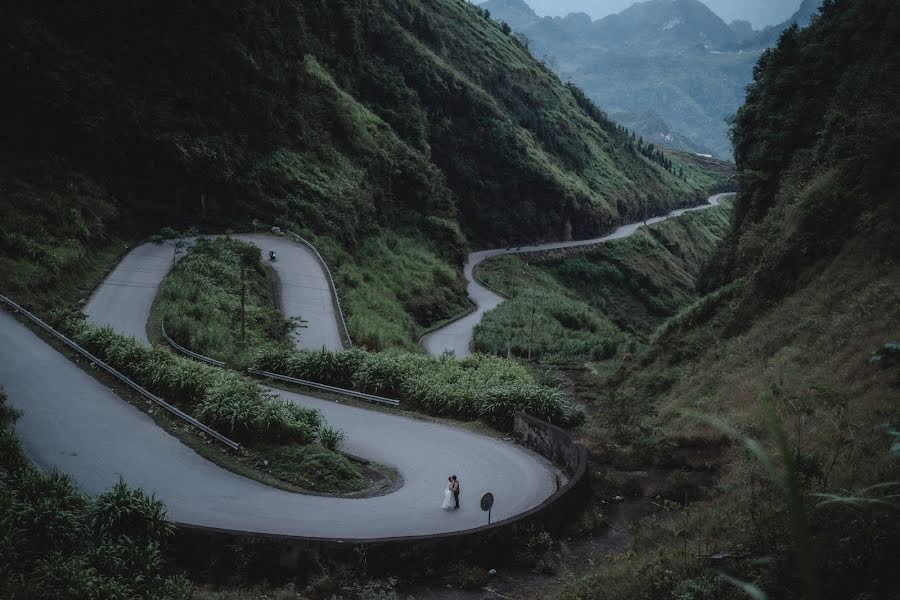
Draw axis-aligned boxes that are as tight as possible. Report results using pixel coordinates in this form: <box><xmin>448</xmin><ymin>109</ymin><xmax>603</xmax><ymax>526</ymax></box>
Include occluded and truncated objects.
<box><xmin>611</xmin><ymin>111</ymin><xmax>712</xmax><ymax>155</ymax></box>
<box><xmin>562</xmin><ymin>0</ymin><xmax>900</xmax><ymax>597</ymax></box>
<box><xmin>0</xmin><ymin>0</ymin><xmax>727</xmax><ymax>349</ymax></box>
<box><xmin>480</xmin><ymin>0</ymin><xmax>541</xmax><ymax>30</ymax></box>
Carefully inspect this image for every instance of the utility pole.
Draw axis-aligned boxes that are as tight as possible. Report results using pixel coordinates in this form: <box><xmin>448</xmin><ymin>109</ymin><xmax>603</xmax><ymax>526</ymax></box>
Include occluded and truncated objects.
<box><xmin>507</xmin><ymin>309</ymin><xmax>513</xmax><ymax>358</ymax></box>
<box><xmin>527</xmin><ymin>268</ymin><xmax>535</xmax><ymax>361</ymax></box>
<box><xmin>240</xmin><ymin>266</ymin><xmax>246</xmax><ymax>343</ymax></box>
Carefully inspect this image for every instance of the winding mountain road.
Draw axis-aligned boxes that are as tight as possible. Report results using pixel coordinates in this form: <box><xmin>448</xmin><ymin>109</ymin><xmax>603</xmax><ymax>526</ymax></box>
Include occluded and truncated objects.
<box><xmin>1</xmin><ymin>232</ymin><xmax>560</xmax><ymax>538</ymax></box>
<box><xmin>421</xmin><ymin>193</ymin><xmax>733</xmax><ymax>357</ymax></box>
<box><xmin>2</xmin><ymin>195</ymin><xmax>730</xmax><ymax>538</ymax></box>
<box><xmin>84</xmin><ymin>234</ymin><xmax>343</xmax><ymax>351</ymax></box>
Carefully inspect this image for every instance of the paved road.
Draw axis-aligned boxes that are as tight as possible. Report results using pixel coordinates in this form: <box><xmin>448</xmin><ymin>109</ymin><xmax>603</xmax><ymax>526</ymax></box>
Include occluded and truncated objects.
<box><xmin>83</xmin><ymin>242</ymin><xmax>174</xmax><ymax>344</ymax></box>
<box><xmin>421</xmin><ymin>193</ymin><xmax>733</xmax><ymax>357</ymax></box>
<box><xmin>2</xmin><ymin>231</ymin><xmax>560</xmax><ymax>538</ymax></box>
<box><xmin>84</xmin><ymin>234</ymin><xmax>343</xmax><ymax>351</ymax></box>
<box><xmin>0</xmin><ymin>311</ymin><xmax>557</xmax><ymax>537</ymax></box>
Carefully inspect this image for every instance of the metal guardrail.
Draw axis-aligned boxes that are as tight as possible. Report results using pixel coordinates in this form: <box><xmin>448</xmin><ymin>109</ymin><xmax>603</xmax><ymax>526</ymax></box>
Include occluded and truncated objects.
<box><xmin>247</xmin><ymin>368</ymin><xmax>400</xmax><ymax>407</ymax></box>
<box><xmin>160</xmin><ymin>319</ymin><xmax>227</xmax><ymax>368</ymax></box>
<box><xmin>0</xmin><ymin>293</ymin><xmax>241</xmax><ymax>451</ymax></box>
<box><xmin>158</xmin><ymin>322</ymin><xmax>399</xmax><ymax>408</ymax></box>
<box><xmin>284</xmin><ymin>230</ymin><xmax>353</xmax><ymax>349</ymax></box>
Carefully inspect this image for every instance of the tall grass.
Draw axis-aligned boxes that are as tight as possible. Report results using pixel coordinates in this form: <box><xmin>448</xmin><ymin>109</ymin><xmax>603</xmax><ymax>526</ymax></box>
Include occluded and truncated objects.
<box><xmin>252</xmin><ymin>347</ymin><xmax>583</xmax><ymax>430</ymax></box>
<box><xmin>473</xmin><ymin>256</ymin><xmax>627</xmax><ymax>361</ymax></box>
<box><xmin>0</xmin><ymin>390</ymin><xmax>191</xmax><ymax>598</ymax></box>
<box><xmin>66</xmin><ymin>320</ymin><xmax>324</xmax><ymax>446</ymax></box>
<box><xmin>329</xmin><ymin>231</ymin><xmax>469</xmax><ymax>351</ymax></box>
<box><xmin>157</xmin><ymin>237</ymin><xmax>294</xmax><ymax>367</ymax></box>
<box><xmin>473</xmin><ymin>203</ymin><xmax>734</xmax><ymax>362</ymax></box>
<box><xmin>61</xmin><ymin>321</ymin><xmax>369</xmax><ymax>492</ymax></box>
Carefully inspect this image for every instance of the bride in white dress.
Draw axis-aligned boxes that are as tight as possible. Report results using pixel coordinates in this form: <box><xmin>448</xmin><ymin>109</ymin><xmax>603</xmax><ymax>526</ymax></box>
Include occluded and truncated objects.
<box><xmin>441</xmin><ymin>476</ymin><xmax>454</xmax><ymax>510</ymax></box>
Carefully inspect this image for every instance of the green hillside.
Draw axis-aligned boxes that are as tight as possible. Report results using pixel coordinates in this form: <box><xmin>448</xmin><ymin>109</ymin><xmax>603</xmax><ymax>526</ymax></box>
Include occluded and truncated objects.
<box><xmin>560</xmin><ymin>1</ymin><xmax>900</xmax><ymax>597</ymax></box>
<box><xmin>0</xmin><ymin>0</ymin><xmax>729</xmax><ymax>349</ymax></box>
<box><xmin>473</xmin><ymin>201</ymin><xmax>733</xmax><ymax>361</ymax></box>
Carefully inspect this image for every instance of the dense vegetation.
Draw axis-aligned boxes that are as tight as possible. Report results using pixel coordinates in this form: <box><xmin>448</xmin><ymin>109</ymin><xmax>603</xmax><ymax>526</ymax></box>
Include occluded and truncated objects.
<box><xmin>473</xmin><ymin>201</ymin><xmax>733</xmax><ymax>361</ymax></box>
<box><xmin>152</xmin><ymin>236</ymin><xmax>582</xmax><ymax>429</ymax></box>
<box><xmin>253</xmin><ymin>347</ymin><xmax>582</xmax><ymax>430</ymax></box>
<box><xmin>157</xmin><ymin>237</ymin><xmax>294</xmax><ymax>366</ymax></box>
<box><xmin>559</xmin><ymin>1</ymin><xmax>900</xmax><ymax>597</ymax></box>
<box><xmin>62</xmin><ymin>321</ymin><xmax>366</xmax><ymax>493</ymax></box>
<box><xmin>1</xmin><ymin>0</ymin><xmax>731</xmax><ymax>350</ymax></box>
<box><xmin>0</xmin><ymin>164</ymin><xmax>127</xmax><ymax>313</ymax></box>
<box><xmin>0</xmin><ymin>390</ymin><xmax>191</xmax><ymax>598</ymax></box>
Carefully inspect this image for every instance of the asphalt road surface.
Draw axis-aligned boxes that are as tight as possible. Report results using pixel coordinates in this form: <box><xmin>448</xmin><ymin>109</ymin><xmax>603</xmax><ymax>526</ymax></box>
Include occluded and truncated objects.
<box><xmin>84</xmin><ymin>233</ymin><xmax>343</xmax><ymax>351</ymax></box>
<box><xmin>2</xmin><ymin>232</ymin><xmax>560</xmax><ymax>538</ymax></box>
<box><xmin>421</xmin><ymin>193</ymin><xmax>733</xmax><ymax>357</ymax></box>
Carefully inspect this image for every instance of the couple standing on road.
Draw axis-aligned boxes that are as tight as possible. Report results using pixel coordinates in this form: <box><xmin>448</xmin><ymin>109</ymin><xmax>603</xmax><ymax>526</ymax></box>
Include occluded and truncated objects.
<box><xmin>441</xmin><ymin>475</ymin><xmax>460</xmax><ymax>511</ymax></box>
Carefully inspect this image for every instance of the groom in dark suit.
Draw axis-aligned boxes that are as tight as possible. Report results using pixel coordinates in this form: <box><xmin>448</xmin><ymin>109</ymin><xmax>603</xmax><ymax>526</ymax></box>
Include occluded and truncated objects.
<box><xmin>451</xmin><ymin>475</ymin><xmax>460</xmax><ymax>509</ymax></box>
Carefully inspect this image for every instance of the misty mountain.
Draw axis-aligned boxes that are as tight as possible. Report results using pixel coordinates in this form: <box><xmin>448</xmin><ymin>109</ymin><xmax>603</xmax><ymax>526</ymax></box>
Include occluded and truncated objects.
<box><xmin>506</xmin><ymin>0</ymin><xmax>804</xmax><ymax>29</ymax></box>
<box><xmin>590</xmin><ymin>0</ymin><xmax>738</xmax><ymax>52</ymax></box>
<box><xmin>728</xmin><ymin>19</ymin><xmax>755</xmax><ymax>43</ymax></box>
<box><xmin>612</xmin><ymin>111</ymin><xmax>713</xmax><ymax>155</ymax></box>
<box><xmin>750</xmin><ymin>0</ymin><xmax>823</xmax><ymax>46</ymax></box>
<box><xmin>480</xmin><ymin>0</ymin><xmax>822</xmax><ymax>159</ymax></box>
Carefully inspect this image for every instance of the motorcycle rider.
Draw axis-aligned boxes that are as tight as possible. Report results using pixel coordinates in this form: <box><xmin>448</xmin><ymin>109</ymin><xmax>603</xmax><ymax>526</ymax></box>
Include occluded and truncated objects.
<box><xmin>269</xmin><ymin>249</ymin><xmax>276</xmax><ymax>261</ymax></box>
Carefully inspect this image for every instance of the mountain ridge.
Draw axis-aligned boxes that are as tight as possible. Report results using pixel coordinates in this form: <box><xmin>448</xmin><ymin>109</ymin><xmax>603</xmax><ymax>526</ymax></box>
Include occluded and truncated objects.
<box><xmin>0</xmin><ymin>0</ymin><xmax>732</xmax><ymax>350</ymax></box>
<box><xmin>480</xmin><ymin>0</ymin><xmax>823</xmax><ymax>159</ymax></box>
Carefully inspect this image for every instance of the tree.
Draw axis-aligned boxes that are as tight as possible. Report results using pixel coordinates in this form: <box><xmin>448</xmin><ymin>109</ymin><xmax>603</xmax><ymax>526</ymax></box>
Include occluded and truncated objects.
<box><xmin>150</xmin><ymin>227</ymin><xmax>199</xmax><ymax>263</ymax></box>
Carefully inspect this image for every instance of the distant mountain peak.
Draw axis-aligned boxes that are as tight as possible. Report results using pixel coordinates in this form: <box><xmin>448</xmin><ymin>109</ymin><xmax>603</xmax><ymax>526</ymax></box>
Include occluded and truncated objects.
<box><xmin>479</xmin><ymin>0</ymin><xmax>539</xmax><ymax>30</ymax></box>
<box><xmin>748</xmin><ymin>0</ymin><xmax>822</xmax><ymax>47</ymax></box>
<box><xmin>593</xmin><ymin>0</ymin><xmax>736</xmax><ymax>50</ymax></box>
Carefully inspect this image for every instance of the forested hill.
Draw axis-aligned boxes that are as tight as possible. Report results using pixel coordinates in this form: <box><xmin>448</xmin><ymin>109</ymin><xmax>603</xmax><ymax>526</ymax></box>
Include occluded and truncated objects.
<box><xmin>561</xmin><ymin>1</ymin><xmax>899</xmax><ymax>595</ymax></box>
<box><xmin>722</xmin><ymin>0</ymin><xmax>899</xmax><ymax>307</ymax></box>
<box><xmin>0</xmin><ymin>0</ymin><xmax>721</xmax><ymax>250</ymax></box>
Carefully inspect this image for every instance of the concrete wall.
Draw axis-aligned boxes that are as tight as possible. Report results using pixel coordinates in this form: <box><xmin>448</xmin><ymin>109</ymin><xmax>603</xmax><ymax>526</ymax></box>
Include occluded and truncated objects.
<box><xmin>172</xmin><ymin>412</ymin><xmax>590</xmax><ymax>579</ymax></box>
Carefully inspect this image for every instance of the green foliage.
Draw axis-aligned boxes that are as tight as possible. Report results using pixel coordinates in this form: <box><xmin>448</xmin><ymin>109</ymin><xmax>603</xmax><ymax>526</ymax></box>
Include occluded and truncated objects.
<box><xmin>252</xmin><ymin>347</ymin><xmax>582</xmax><ymax>430</ymax></box>
<box><xmin>562</xmin><ymin>3</ymin><xmax>900</xmax><ymax>596</ymax></box>
<box><xmin>727</xmin><ymin>0</ymin><xmax>900</xmax><ymax>310</ymax></box>
<box><xmin>57</xmin><ymin>321</ymin><xmax>368</xmax><ymax>493</ymax></box>
<box><xmin>474</xmin><ymin>256</ymin><xmax>627</xmax><ymax>361</ymax></box>
<box><xmin>446</xmin><ymin>563</ymin><xmax>490</xmax><ymax>590</ymax></box>
<box><xmin>0</xmin><ymin>161</ymin><xmax>123</xmax><ymax>312</ymax></box>
<box><xmin>319</xmin><ymin>426</ymin><xmax>346</xmax><ymax>452</ymax></box>
<box><xmin>252</xmin><ymin>444</ymin><xmax>366</xmax><ymax>494</ymax></box>
<box><xmin>1</xmin><ymin>0</ymin><xmax>733</xmax><ymax>349</ymax></box>
<box><xmin>196</xmin><ymin>380</ymin><xmax>319</xmax><ymax>446</ymax></box>
<box><xmin>333</xmin><ymin>231</ymin><xmax>469</xmax><ymax>351</ymax></box>
<box><xmin>158</xmin><ymin>237</ymin><xmax>294</xmax><ymax>365</ymax></box>
<box><xmin>473</xmin><ymin>202</ymin><xmax>734</xmax><ymax>361</ymax></box>
<box><xmin>66</xmin><ymin>320</ymin><xmax>325</xmax><ymax>446</ymax></box>
<box><xmin>2</xmin><ymin>0</ymin><xmax>730</xmax><ymax>242</ymax></box>
<box><xmin>0</xmin><ymin>391</ymin><xmax>189</xmax><ymax>599</ymax></box>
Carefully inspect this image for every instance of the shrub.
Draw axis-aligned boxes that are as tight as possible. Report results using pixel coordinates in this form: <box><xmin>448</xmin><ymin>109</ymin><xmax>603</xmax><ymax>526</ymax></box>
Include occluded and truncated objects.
<box><xmin>64</xmin><ymin>321</ymin><xmax>336</xmax><ymax>448</ymax></box>
<box><xmin>319</xmin><ymin>426</ymin><xmax>345</xmax><ymax>452</ymax></box>
<box><xmin>252</xmin><ymin>347</ymin><xmax>583</xmax><ymax>430</ymax></box>
<box><xmin>0</xmin><ymin>392</ymin><xmax>189</xmax><ymax>598</ymax></box>
<box><xmin>447</xmin><ymin>563</ymin><xmax>490</xmax><ymax>590</ymax></box>
<box><xmin>257</xmin><ymin>444</ymin><xmax>367</xmax><ymax>493</ymax></box>
<box><xmin>157</xmin><ymin>237</ymin><xmax>292</xmax><ymax>365</ymax></box>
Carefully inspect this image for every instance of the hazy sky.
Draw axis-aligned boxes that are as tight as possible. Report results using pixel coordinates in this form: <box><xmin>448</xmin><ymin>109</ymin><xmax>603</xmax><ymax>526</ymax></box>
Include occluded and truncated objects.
<box><xmin>519</xmin><ymin>0</ymin><xmax>804</xmax><ymax>29</ymax></box>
